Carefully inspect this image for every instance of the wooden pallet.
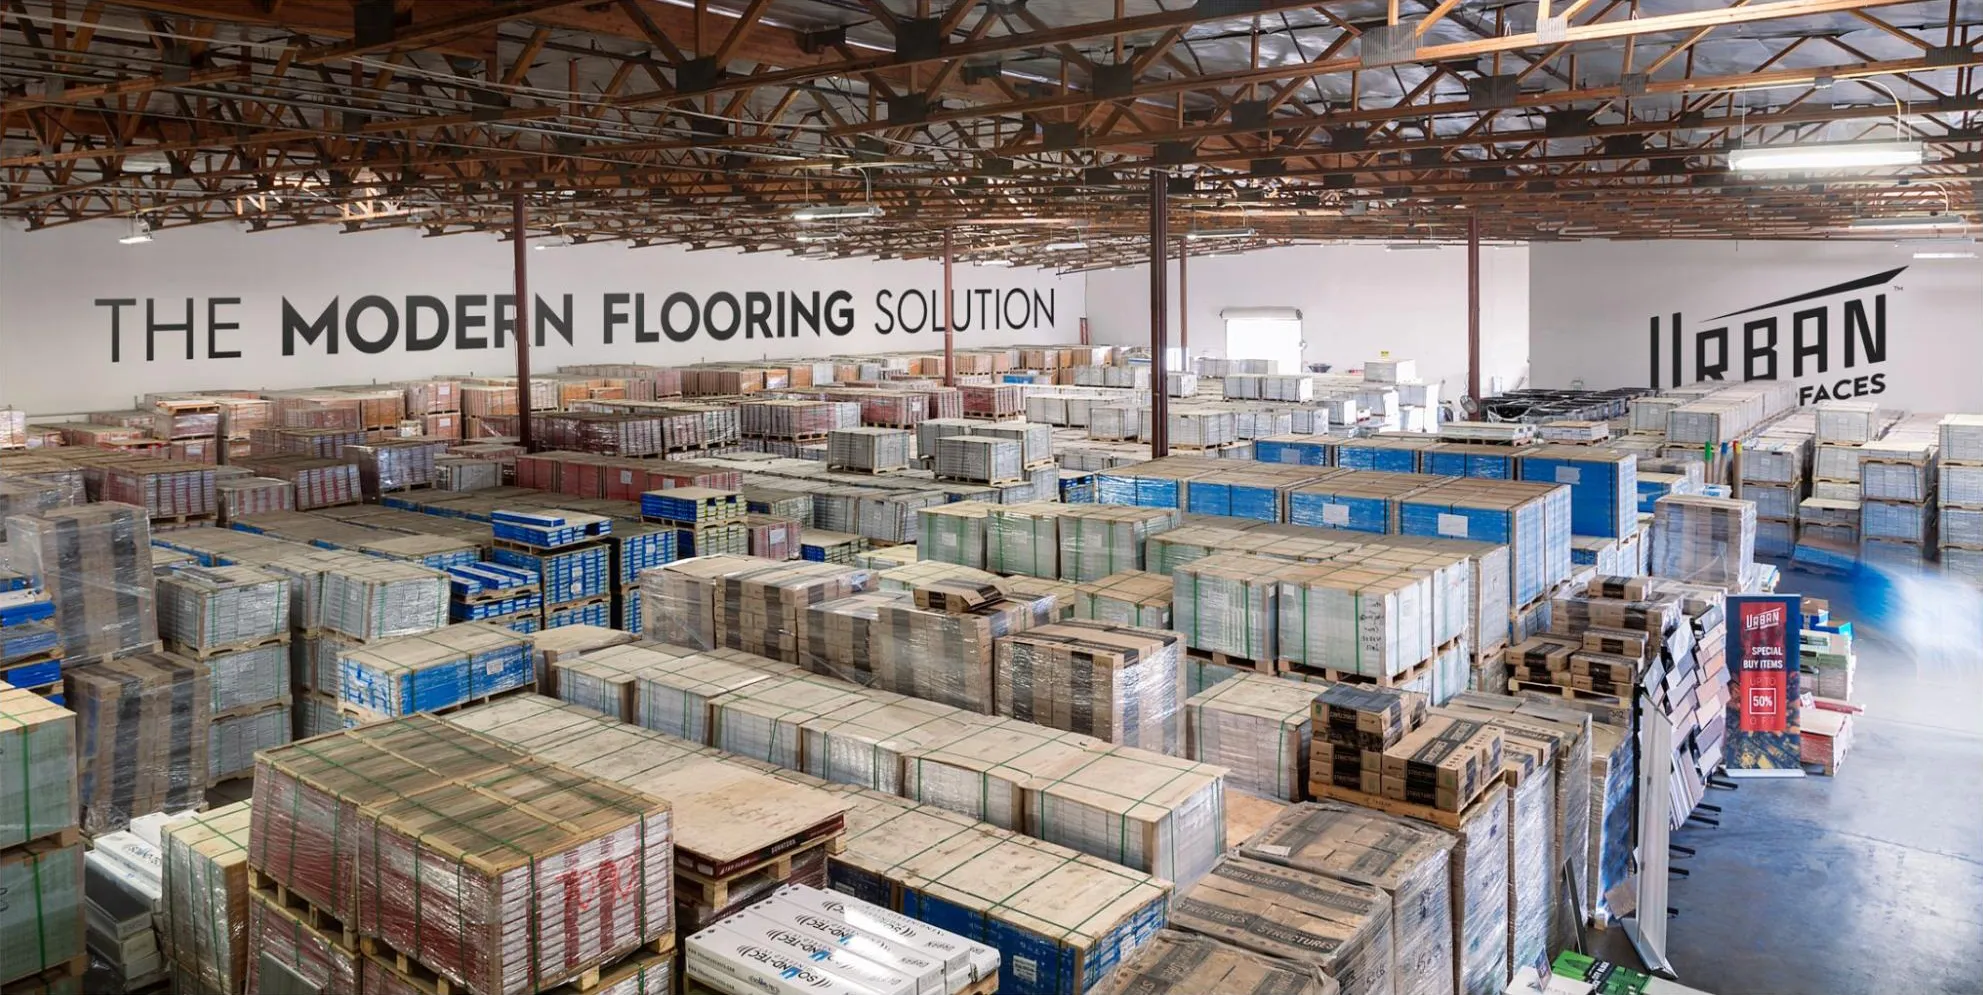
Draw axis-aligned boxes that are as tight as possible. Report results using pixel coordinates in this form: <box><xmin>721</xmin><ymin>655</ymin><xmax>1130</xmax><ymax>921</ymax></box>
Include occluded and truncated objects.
<box><xmin>335</xmin><ymin>681</ymin><xmax>540</xmax><ymax>723</ymax></box>
<box><xmin>936</xmin><ymin>474</ymin><xmax>1025</xmax><ymax>487</ymax></box>
<box><xmin>831</xmin><ymin>463</ymin><xmax>911</xmax><ymax>475</ymax></box>
<box><xmin>359</xmin><ymin>932</ymin><xmax>673</xmax><ymax>995</ymax></box>
<box><xmin>1282</xmin><ymin>655</ymin><xmax>1433</xmax><ymax>688</ymax></box>
<box><xmin>1185</xmin><ymin>645</ymin><xmax>1274</xmax><ymax>675</ymax></box>
<box><xmin>1</xmin><ymin>824</ymin><xmax>81</xmax><ymax>855</ymax></box>
<box><xmin>164</xmin><ymin>631</ymin><xmax>290</xmax><ymax>661</ymax></box>
<box><xmin>247</xmin><ymin>871</ymin><xmax>359</xmax><ymax>950</ymax></box>
<box><xmin>674</xmin><ymin>831</ymin><xmax>844</xmax><ymax>910</ymax></box>
<box><xmin>3</xmin><ymin>954</ymin><xmax>90</xmax><ymax>995</ymax></box>
<box><xmin>1306</xmin><ymin>780</ymin><xmax>1507</xmax><ymax>831</ymax></box>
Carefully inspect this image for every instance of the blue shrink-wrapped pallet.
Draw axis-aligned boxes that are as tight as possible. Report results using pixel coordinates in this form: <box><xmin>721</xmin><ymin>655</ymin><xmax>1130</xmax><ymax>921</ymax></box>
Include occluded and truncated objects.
<box><xmin>1253</xmin><ymin>434</ymin><xmax>1337</xmax><ymax>467</ymax></box>
<box><xmin>1287</xmin><ymin>470</ymin><xmax>1436</xmax><ymax>534</ymax></box>
<box><xmin>338</xmin><ymin>621</ymin><xmax>533</xmax><ymax>718</ymax></box>
<box><xmin>1422</xmin><ymin>442</ymin><xmax>1518</xmax><ymax>480</ymax></box>
<box><xmin>1336</xmin><ymin>436</ymin><xmax>1435</xmax><ymax>474</ymax></box>
<box><xmin>1399</xmin><ymin>477</ymin><xmax>1573</xmax><ymax>608</ymax></box>
<box><xmin>546</xmin><ymin>598</ymin><xmax>612</xmax><ymax>629</ymax></box>
<box><xmin>606</xmin><ymin>520</ymin><xmax>679</xmax><ymax>587</ymax></box>
<box><xmin>490</xmin><ymin>508</ymin><xmax>612</xmax><ymax>547</ymax></box>
<box><xmin>1094</xmin><ymin>456</ymin><xmax>1220</xmax><ymax>510</ymax></box>
<box><xmin>494</xmin><ymin>541</ymin><xmax>610</xmax><ymax>605</ymax></box>
<box><xmin>1517</xmin><ymin>445</ymin><xmax>1638</xmax><ymax>539</ymax></box>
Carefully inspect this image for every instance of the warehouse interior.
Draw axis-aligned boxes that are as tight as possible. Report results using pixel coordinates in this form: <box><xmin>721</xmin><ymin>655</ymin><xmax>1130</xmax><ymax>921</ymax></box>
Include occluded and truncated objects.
<box><xmin>1</xmin><ymin>2</ymin><xmax>1981</xmax><ymax>995</ymax></box>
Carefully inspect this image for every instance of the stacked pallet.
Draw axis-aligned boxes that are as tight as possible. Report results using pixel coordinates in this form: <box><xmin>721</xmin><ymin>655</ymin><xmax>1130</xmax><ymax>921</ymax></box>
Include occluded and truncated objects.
<box><xmin>1172</xmin><ymin>553</ymin><xmax>1298</xmax><ymax>667</ymax></box>
<box><xmin>337</xmin><ymin>621</ymin><xmax>534</xmax><ymax>720</ymax></box>
<box><xmin>214</xmin><ymin>476</ymin><xmax>295</xmax><ymax>524</ymax></box>
<box><xmin>261</xmin><ymin>548</ymin><xmax>450</xmax><ymax>737</ymax></box>
<box><xmin>1073</xmin><ymin>569</ymin><xmax>1172</xmax><ymax>628</ymax></box>
<box><xmin>344</xmin><ymin>438</ymin><xmax>449</xmax><ymax>496</ymax></box>
<box><xmin>992</xmin><ymin>619</ymin><xmax>1184</xmax><ymax>753</ymax></box>
<box><xmin>6</xmin><ymin>502</ymin><xmax>159</xmax><ymax>663</ymax></box>
<box><xmin>715</xmin><ymin>560</ymin><xmax>877</xmax><ymax>664</ymax></box>
<box><xmin>248</xmin><ymin>716</ymin><xmax>676</xmax><ymax>995</ymax></box>
<box><xmin>1057</xmin><ymin>504</ymin><xmax>1179</xmax><ymax>581</ymax></box>
<box><xmin>1940</xmin><ymin>414</ymin><xmax>1983</xmax><ymax>582</ymax></box>
<box><xmin>1184</xmin><ymin>673</ymin><xmax>1324</xmax><ymax>802</ymax></box>
<box><xmin>1287</xmin><ymin>470</ymin><xmax>1429</xmax><ymax>533</ymax></box>
<box><xmin>687</xmin><ymin>882</ymin><xmax>999</xmax><ymax>995</ymax></box>
<box><xmin>99</xmin><ymin>460</ymin><xmax>219</xmax><ymax>519</ymax></box>
<box><xmin>1240</xmin><ymin>802</ymin><xmax>1455</xmax><ymax>995</ymax></box>
<box><xmin>159</xmin><ymin>802</ymin><xmax>251</xmax><ymax>995</ymax></box>
<box><xmin>871</xmin><ymin>580</ymin><xmax>1055</xmax><ymax>712</ymax></box>
<box><xmin>1859</xmin><ymin>415</ymin><xmax>1940</xmax><ymax>566</ymax></box>
<box><xmin>446</xmin><ymin>562</ymin><xmax>543</xmax><ymax>631</ymax></box>
<box><xmin>156</xmin><ymin>566</ymin><xmax>292</xmax><ymax>784</ymax></box>
<box><xmin>235</xmin><ymin>455</ymin><xmax>363</xmax><ymax>508</ymax></box>
<box><xmin>67</xmin><ymin>652</ymin><xmax>210</xmax><ymax>833</ymax></box>
<box><xmin>1651</xmin><ymin>494</ymin><xmax>1757</xmax><ymax>592</ymax></box>
<box><xmin>917</xmin><ymin>501</ymin><xmax>995</xmax><ymax>570</ymax></box>
<box><xmin>1277</xmin><ymin>558</ymin><xmax>1438</xmax><ymax>687</ymax></box>
<box><xmin>742</xmin><ymin>513</ymin><xmax>802</xmax><ymax>561</ymax></box>
<box><xmin>1168</xmin><ymin>856</ymin><xmax>1389</xmax><ymax>995</ymax></box>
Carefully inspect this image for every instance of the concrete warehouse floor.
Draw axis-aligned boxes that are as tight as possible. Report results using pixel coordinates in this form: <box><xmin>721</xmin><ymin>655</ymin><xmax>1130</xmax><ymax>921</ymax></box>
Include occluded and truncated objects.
<box><xmin>1619</xmin><ymin>566</ymin><xmax>1983</xmax><ymax>995</ymax></box>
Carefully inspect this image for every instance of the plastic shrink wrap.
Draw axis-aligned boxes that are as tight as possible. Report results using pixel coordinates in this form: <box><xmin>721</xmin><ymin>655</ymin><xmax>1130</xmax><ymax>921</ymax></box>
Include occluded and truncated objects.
<box><xmin>993</xmin><ymin>619</ymin><xmax>1183</xmax><ymax>754</ymax></box>
<box><xmin>1092</xmin><ymin>929</ymin><xmax>1338</xmax><ymax>995</ymax></box>
<box><xmin>1074</xmin><ymin>570</ymin><xmax>1172</xmax><ymax>629</ymax></box>
<box><xmin>160</xmin><ymin>801</ymin><xmax>251</xmax><ymax>994</ymax></box>
<box><xmin>209</xmin><ymin>705</ymin><xmax>291</xmax><ymax>783</ymax></box>
<box><xmin>247</xmin><ymin>716</ymin><xmax>674</xmax><ymax>995</ymax></box>
<box><xmin>0</xmin><ymin>838</ymin><xmax>85</xmax><ymax>987</ymax></box>
<box><xmin>870</xmin><ymin>586</ymin><xmax>1055</xmax><ymax>713</ymax></box>
<box><xmin>338</xmin><ymin>622</ymin><xmax>532</xmax><ymax>719</ymax></box>
<box><xmin>1172</xmin><ymin>553</ymin><xmax>1294</xmax><ymax>664</ymax></box>
<box><xmin>1168</xmin><ymin>856</ymin><xmax>1388</xmax><ymax>995</ymax></box>
<box><xmin>1276</xmin><ymin>561</ymin><xmax>1435</xmax><ymax>679</ymax></box>
<box><xmin>0</xmin><ymin>683</ymin><xmax>78</xmax><ymax>848</ymax></box>
<box><xmin>68</xmin><ymin>652</ymin><xmax>210</xmax><ymax>834</ymax></box>
<box><xmin>7</xmin><ymin>502</ymin><xmax>158</xmax><ymax>661</ymax></box>
<box><xmin>1185</xmin><ymin>673</ymin><xmax>1321</xmax><ymax>802</ymax></box>
<box><xmin>1241</xmin><ymin>802</ymin><xmax>1456</xmax><ymax>995</ymax></box>
<box><xmin>800</xmin><ymin>692</ymin><xmax>988</xmax><ymax>795</ymax></box>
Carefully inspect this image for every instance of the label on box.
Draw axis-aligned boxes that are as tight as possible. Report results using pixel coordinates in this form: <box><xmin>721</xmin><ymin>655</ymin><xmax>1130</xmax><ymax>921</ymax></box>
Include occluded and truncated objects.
<box><xmin>1555</xmin><ymin>466</ymin><xmax>1582</xmax><ymax>485</ymax></box>
<box><xmin>1253</xmin><ymin>843</ymin><xmax>1292</xmax><ymax>857</ymax></box>
<box><xmin>1436</xmin><ymin>513</ymin><xmax>1469</xmax><ymax>538</ymax></box>
<box><xmin>1322</xmin><ymin>503</ymin><xmax>1351</xmax><ymax>526</ymax></box>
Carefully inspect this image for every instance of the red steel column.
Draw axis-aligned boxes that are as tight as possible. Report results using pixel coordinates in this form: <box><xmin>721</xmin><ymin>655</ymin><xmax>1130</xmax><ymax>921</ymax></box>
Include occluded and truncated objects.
<box><xmin>513</xmin><ymin>192</ymin><xmax>535</xmax><ymax>452</ymax></box>
<box><xmin>1177</xmin><ymin>235</ymin><xmax>1188</xmax><ymax>368</ymax></box>
<box><xmin>1149</xmin><ymin>170</ymin><xmax>1170</xmax><ymax>458</ymax></box>
<box><xmin>1467</xmin><ymin>210</ymin><xmax>1482</xmax><ymax>407</ymax></box>
<box><xmin>943</xmin><ymin>228</ymin><xmax>957</xmax><ymax>387</ymax></box>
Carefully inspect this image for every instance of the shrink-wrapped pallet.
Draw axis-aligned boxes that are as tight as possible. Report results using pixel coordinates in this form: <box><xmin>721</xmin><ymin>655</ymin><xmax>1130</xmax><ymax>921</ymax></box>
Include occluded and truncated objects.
<box><xmin>1094</xmin><ymin>929</ymin><xmax>1338</xmax><ymax>995</ymax></box>
<box><xmin>916</xmin><ymin>418</ymin><xmax>981</xmax><ymax>461</ymax></box>
<box><xmin>215</xmin><ymin>476</ymin><xmax>293</xmax><ymax>524</ymax></box>
<box><xmin>338</xmin><ymin>622</ymin><xmax>532</xmax><ymax>719</ymax></box>
<box><xmin>937</xmin><ymin>435</ymin><xmax>1024</xmax><ymax>484</ymax></box>
<box><xmin>1814</xmin><ymin>400</ymin><xmax>1882</xmax><ymax>443</ymax></box>
<box><xmin>157</xmin><ymin>564</ymin><xmax>288</xmax><ymax>656</ymax></box>
<box><xmin>1168</xmin><ymin>856</ymin><xmax>1389</xmax><ymax>995</ymax></box>
<box><xmin>900</xmin><ymin>718</ymin><xmax>1095</xmax><ymax>830</ymax></box>
<box><xmin>917</xmin><ymin>501</ymin><xmax>994</xmax><ymax>569</ymax></box>
<box><xmin>993</xmin><ymin>620</ymin><xmax>1184</xmax><ymax>753</ymax></box>
<box><xmin>1651</xmin><ymin>494</ymin><xmax>1755</xmax><ymax>591</ymax></box>
<box><xmin>640</xmin><ymin>555</ymin><xmax>764</xmax><ymax>650</ymax></box>
<box><xmin>1185</xmin><ymin>673</ymin><xmax>1320</xmax><ymax>802</ymax></box>
<box><xmin>856</xmin><ymin>490</ymin><xmax>946</xmax><ymax>546</ymax></box>
<box><xmin>1020</xmin><ymin>741</ymin><xmax>1226</xmax><ymax>888</ymax></box>
<box><xmin>709</xmin><ymin>673</ymin><xmax>874</xmax><ymax>768</ymax></box>
<box><xmin>831</xmin><ymin>802</ymin><xmax>1169</xmax><ymax>995</ymax></box>
<box><xmin>1938</xmin><ymin>413</ymin><xmax>1983</xmax><ymax>465</ymax></box>
<box><xmin>743</xmin><ymin>513</ymin><xmax>801</xmax><ymax>561</ymax></box>
<box><xmin>799</xmin><ymin>590</ymin><xmax>908</xmax><ymax>683</ymax></box>
<box><xmin>1399</xmin><ymin>477</ymin><xmax>1572</xmax><ymax>610</ymax></box>
<box><xmin>630</xmin><ymin>646</ymin><xmax>793</xmax><ymax>737</ymax></box>
<box><xmin>800</xmin><ymin>692</ymin><xmax>987</xmax><ymax>794</ymax></box>
<box><xmin>1433</xmin><ymin>782</ymin><xmax>1510</xmax><ymax>995</ymax></box>
<box><xmin>245</xmin><ymin>877</ymin><xmax>361</xmax><ymax>995</ymax></box>
<box><xmin>0</xmin><ymin>840</ymin><xmax>84</xmax><ymax>988</ymax></box>
<box><xmin>829</xmin><ymin>427</ymin><xmax>912</xmax><ymax>472</ymax></box>
<box><xmin>1173</xmin><ymin>553</ymin><xmax>1294</xmax><ymax>664</ymax></box>
<box><xmin>270</xmin><ymin>551</ymin><xmax>448</xmax><ymax>642</ymax></box>
<box><xmin>365</xmin><ymin>948</ymin><xmax>673</xmax><ymax>995</ymax></box>
<box><xmin>248</xmin><ymin>716</ymin><xmax>674</xmax><ymax>995</ymax></box>
<box><xmin>6</xmin><ymin>502</ymin><xmax>157</xmax><ymax>661</ymax></box>
<box><xmin>1074</xmin><ymin>569</ymin><xmax>1172</xmax><ymax>629</ymax></box>
<box><xmin>716</xmin><ymin>560</ymin><xmax>875</xmax><ymax>663</ymax></box>
<box><xmin>160</xmin><ymin>802</ymin><xmax>251</xmax><ymax>994</ymax></box>
<box><xmin>871</xmin><ymin>592</ymin><xmax>1054</xmax><ymax>713</ymax></box>
<box><xmin>68</xmin><ymin>652</ymin><xmax>210</xmax><ymax>833</ymax></box>
<box><xmin>209</xmin><ymin>704</ymin><xmax>290</xmax><ymax>783</ymax></box>
<box><xmin>987</xmin><ymin>501</ymin><xmax>1063</xmax><ymax>578</ymax></box>
<box><xmin>1941</xmin><ymin>463</ymin><xmax>1983</xmax><ymax>508</ymax></box>
<box><xmin>970</xmin><ymin>421</ymin><xmax>1054</xmax><ymax>466</ymax></box>
<box><xmin>1278</xmin><ymin>561</ymin><xmax>1436</xmax><ymax>678</ymax></box>
<box><xmin>550</xmin><ymin>642</ymin><xmax>676</xmax><ymax>721</ymax></box>
<box><xmin>1241</xmin><ymin>802</ymin><xmax>1456</xmax><ymax>995</ymax></box>
<box><xmin>0</xmin><ymin>683</ymin><xmax>77</xmax><ymax>848</ymax></box>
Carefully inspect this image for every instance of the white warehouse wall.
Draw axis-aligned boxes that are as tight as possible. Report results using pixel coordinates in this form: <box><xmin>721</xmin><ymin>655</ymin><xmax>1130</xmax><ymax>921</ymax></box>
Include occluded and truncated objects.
<box><xmin>1530</xmin><ymin>240</ymin><xmax>1983</xmax><ymax>411</ymax></box>
<box><xmin>1082</xmin><ymin>242</ymin><xmax>1531</xmax><ymax>397</ymax></box>
<box><xmin>0</xmin><ymin>221</ymin><xmax>1084</xmax><ymax>414</ymax></box>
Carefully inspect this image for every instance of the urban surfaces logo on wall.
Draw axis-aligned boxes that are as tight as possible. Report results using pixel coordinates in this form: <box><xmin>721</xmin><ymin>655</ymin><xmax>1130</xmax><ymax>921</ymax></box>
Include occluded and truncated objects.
<box><xmin>1646</xmin><ymin>267</ymin><xmax>1901</xmax><ymax>403</ymax></box>
<box><xmin>89</xmin><ymin>286</ymin><xmax>1056</xmax><ymax>362</ymax></box>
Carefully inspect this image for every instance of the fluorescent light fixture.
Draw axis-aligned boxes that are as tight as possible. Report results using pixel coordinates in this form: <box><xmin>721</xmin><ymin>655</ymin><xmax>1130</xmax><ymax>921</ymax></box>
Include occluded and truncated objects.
<box><xmin>1726</xmin><ymin>140</ymin><xmax>1924</xmax><ymax>171</ymax></box>
<box><xmin>1043</xmin><ymin>240</ymin><xmax>1088</xmax><ymax>251</ymax></box>
<box><xmin>1387</xmin><ymin>243</ymin><xmax>1439</xmax><ymax>251</ymax></box>
<box><xmin>118</xmin><ymin>232</ymin><xmax>153</xmax><ymax>245</ymax></box>
<box><xmin>975</xmin><ymin>259</ymin><xmax>1014</xmax><ymax>267</ymax></box>
<box><xmin>1913</xmin><ymin>250</ymin><xmax>1977</xmax><ymax>259</ymax></box>
<box><xmin>1185</xmin><ymin>227</ymin><xmax>1257</xmax><ymax>241</ymax></box>
<box><xmin>790</xmin><ymin>203</ymin><xmax>883</xmax><ymax>221</ymax></box>
<box><xmin>794</xmin><ymin>232</ymin><xmax>844</xmax><ymax>243</ymax></box>
<box><xmin>1849</xmin><ymin>215</ymin><xmax>1970</xmax><ymax>231</ymax></box>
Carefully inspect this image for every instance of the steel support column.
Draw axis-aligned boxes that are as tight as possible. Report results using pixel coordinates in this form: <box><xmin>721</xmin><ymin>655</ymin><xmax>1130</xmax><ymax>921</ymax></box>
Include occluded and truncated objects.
<box><xmin>1149</xmin><ymin>170</ymin><xmax>1170</xmax><ymax>458</ymax></box>
<box><xmin>1467</xmin><ymin>211</ymin><xmax>1481</xmax><ymax>408</ymax></box>
<box><xmin>943</xmin><ymin>228</ymin><xmax>956</xmax><ymax>388</ymax></box>
<box><xmin>513</xmin><ymin>192</ymin><xmax>535</xmax><ymax>452</ymax></box>
<box><xmin>1177</xmin><ymin>236</ymin><xmax>1188</xmax><ymax>368</ymax></box>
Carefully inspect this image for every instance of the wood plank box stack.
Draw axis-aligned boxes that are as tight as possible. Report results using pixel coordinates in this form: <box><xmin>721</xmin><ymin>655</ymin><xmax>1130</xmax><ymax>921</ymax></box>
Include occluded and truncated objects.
<box><xmin>1309</xmin><ymin>684</ymin><xmax>1426</xmax><ymax>799</ymax></box>
<box><xmin>0</xmin><ymin>682</ymin><xmax>85</xmax><ymax>993</ymax></box>
<box><xmin>1185</xmin><ymin>672</ymin><xmax>1324</xmax><ymax>802</ymax></box>
<box><xmin>156</xmin><ymin>565</ymin><xmax>292</xmax><ymax>783</ymax></box>
<box><xmin>247</xmin><ymin>715</ymin><xmax>675</xmax><ymax>995</ymax></box>
<box><xmin>1167</xmin><ymin>855</ymin><xmax>1389</xmax><ymax>995</ymax></box>
<box><xmin>992</xmin><ymin>619</ymin><xmax>1185</xmax><ymax>754</ymax></box>
<box><xmin>160</xmin><ymin>801</ymin><xmax>251</xmax><ymax>995</ymax></box>
<box><xmin>1381</xmin><ymin>714</ymin><xmax>1504</xmax><ymax>813</ymax></box>
<box><xmin>1092</xmin><ymin>929</ymin><xmax>1337</xmax><ymax>995</ymax></box>
<box><xmin>716</xmin><ymin>560</ymin><xmax>878</xmax><ymax>665</ymax></box>
<box><xmin>871</xmin><ymin>583</ymin><xmax>1057</xmax><ymax>713</ymax></box>
<box><xmin>1073</xmin><ymin>570</ymin><xmax>1173</xmax><ymax>629</ymax></box>
<box><xmin>1239</xmin><ymin>802</ymin><xmax>1456</xmax><ymax>995</ymax></box>
<box><xmin>1171</xmin><ymin>552</ymin><xmax>1296</xmax><ymax>668</ymax></box>
<box><xmin>799</xmin><ymin>590</ymin><xmax>908</xmax><ymax>686</ymax></box>
<box><xmin>67</xmin><ymin>652</ymin><xmax>210</xmax><ymax>834</ymax></box>
<box><xmin>337</xmin><ymin>620</ymin><xmax>534</xmax><ymax>721</ymax></box>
